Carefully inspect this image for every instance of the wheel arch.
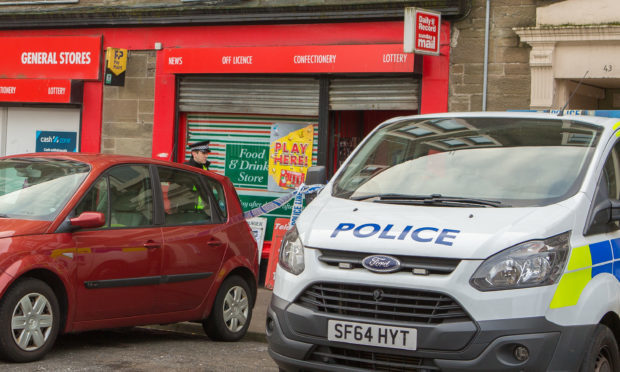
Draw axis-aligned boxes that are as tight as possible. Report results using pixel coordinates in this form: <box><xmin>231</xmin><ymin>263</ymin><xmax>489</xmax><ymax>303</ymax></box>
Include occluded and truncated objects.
<box><xmin>13</xmin><ymin>269</ymin><xmax>69</xmax><ymax>334</ymax></box>
<box><xmin>225</xmin><ymin>266</ymin><xmax>258</xmax><ymax>308</ymax></box>
<box><xmin>600</xmin><ymin>311</ymin><xmax>620</xmax><ymax>346</ymax></box>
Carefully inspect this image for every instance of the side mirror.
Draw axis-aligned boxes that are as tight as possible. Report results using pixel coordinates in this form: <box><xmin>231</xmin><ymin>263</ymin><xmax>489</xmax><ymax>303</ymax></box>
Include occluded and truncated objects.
<box><xmin>611</xmin><ymin>199</ymin><xmax>620</xmax><ymax>221</ymax></box>
<box><xmin>305</xmin><ymin>166</ymin><xmax>327</xmax><ymax>185</ymax></box>
<box><xmin>584</xmin><ymin>199</ymin><xmax>620</xmax><ymax>236</ymax></box>
<box><xmin>70</xmin><ymin>211</ymin><xmax>105</xmax><ymax>229</ymax></box>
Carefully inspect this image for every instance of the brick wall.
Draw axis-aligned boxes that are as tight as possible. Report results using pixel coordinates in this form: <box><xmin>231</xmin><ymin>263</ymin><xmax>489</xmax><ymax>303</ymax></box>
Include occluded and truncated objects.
<box><xmin>449</xmin><ymin>0</ymin><xmax>539</xmax><ymax>112</ymax></box>
<box><xmin>102</xmin><ymin>51</ymin><xmax>156</xmax><ymax>157</ymax></box>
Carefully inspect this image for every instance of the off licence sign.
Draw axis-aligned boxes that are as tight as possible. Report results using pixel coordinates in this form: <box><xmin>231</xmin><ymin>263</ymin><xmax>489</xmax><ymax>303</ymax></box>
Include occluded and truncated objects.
<box><xmin>327</xmin><ymin>320</ymin><xmax>417</xmax><ymax>350</ymax></box>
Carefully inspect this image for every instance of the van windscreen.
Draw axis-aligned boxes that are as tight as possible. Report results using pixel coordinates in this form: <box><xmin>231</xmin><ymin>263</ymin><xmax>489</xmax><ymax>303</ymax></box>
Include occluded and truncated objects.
<box><xmin>332</xmin><ymin>117</ymin><xmax>602</xmax><ymax>207</ymax></box>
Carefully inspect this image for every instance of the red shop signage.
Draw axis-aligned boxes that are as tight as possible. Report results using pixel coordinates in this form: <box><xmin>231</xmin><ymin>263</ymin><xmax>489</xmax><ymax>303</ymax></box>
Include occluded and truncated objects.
<box><xmin>0</xmin><ymin>36</ymin><xmax>102</xmax><ymax>80</ymax></box>
<box><xmin>414</xmin><ymin>9</ymin><xmax>441</xmax><ymax>55</ymax></box>
<box><xmin>162</xmin><ymin>44</ymin><xmax>415</xmax><ymax>74</ymax></box>
<box><xmin>0</xmin><ymin>79</ymin><xmax>80</xmax><ymax>103</ymax></box>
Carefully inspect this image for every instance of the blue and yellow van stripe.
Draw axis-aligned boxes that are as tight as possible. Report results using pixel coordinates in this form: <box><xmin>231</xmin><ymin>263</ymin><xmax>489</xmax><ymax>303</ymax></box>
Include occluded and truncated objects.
<box><xmin>613</xmin><ymin>121</ymin><xmax>620</xmax><ymax>136</ymax></box>
<box><xmin>550</xmin><ymin>239</ymin><xmax>619</xmax><ymax>308</ymax></box>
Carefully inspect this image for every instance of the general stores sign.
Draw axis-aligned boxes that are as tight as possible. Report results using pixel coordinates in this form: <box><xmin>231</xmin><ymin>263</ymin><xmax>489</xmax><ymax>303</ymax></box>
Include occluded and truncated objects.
<box><xmin>0</xmin><ymin>36</ymin><xmax>102</xmax><ymax>80</ymax></box>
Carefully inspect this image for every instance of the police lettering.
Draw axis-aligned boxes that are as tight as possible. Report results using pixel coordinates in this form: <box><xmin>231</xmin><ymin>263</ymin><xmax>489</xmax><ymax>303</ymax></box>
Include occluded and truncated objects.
<box><xmin>330</xmin><ymin>223</ymin><xmax>460</xmax><ymax>246</ymax></box>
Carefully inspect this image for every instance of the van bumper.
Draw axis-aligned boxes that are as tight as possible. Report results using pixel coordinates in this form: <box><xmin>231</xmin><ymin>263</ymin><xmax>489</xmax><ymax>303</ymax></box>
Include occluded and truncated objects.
<box><xmin>266</xmin><ymin>294</ymin><xmax>595</xmax><ymax>372</ymax></box>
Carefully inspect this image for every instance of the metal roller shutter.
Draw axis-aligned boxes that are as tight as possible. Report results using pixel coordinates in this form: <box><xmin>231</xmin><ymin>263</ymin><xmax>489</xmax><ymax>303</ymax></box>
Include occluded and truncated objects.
<box><xmin>329</xmin><ymin>77</ymin><xmax>420</xmax><ymax>110</ymax></box>
<box><xmin>178</xmin><ymin>76</ymin><xmax>320</xmax><ymax>116</ymax></box>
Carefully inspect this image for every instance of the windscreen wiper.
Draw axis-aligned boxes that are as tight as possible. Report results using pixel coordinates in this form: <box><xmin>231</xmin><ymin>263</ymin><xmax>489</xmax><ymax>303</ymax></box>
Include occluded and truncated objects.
<box><xmin>351</xmin><ymin>193</ymin><xmax>506</xmax><ymax>207</ymax></box>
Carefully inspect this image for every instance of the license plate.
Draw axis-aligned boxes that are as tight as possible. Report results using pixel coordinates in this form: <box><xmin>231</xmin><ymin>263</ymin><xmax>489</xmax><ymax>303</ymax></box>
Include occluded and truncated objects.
<box><xmin>327</xmin><ymin>320</ymin><xmax>417</xmax><ymax>350</ymax></box>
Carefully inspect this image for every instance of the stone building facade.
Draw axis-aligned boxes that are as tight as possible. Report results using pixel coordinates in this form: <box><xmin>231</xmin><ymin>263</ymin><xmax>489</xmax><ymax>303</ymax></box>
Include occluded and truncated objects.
<box><xmin>0</xmin><ymin>0</ymin><xmax>598</xmax><ymax>158</ymax></box>
<box><xmin>101</xmin><ymin>51</ymin><xmax>157</xmax><ymax>156</ymax></box>
<box><xmin>450</xmin><ymin>0</ymin><xmax>540</xmax><ymax>111</ymax></box>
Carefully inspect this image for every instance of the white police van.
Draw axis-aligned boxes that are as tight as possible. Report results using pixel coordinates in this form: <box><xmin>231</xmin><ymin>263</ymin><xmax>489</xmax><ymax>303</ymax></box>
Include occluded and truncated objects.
<box><xmin>267</xmin><ymin>111</ymin><xmax>620</xmax><ymax>371</ymax></box>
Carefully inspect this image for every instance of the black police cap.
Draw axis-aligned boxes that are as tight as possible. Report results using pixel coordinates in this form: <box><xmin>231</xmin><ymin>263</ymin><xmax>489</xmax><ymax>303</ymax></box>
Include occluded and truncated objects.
<box><xmin>188</xmin><ymin>140</ymin><xmax>210</xmax><ymax>152</ymax></box>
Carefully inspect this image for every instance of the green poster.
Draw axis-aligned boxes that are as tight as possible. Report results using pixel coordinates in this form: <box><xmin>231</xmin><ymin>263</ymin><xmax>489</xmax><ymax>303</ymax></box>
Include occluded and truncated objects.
<box><xmin>225</xmin><ymin>144</ymin><xmax>269</xmax><ymax>188</ymax></box>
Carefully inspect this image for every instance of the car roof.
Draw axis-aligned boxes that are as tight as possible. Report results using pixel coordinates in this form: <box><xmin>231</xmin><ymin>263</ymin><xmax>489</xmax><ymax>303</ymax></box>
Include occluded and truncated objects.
<box><xmin>0</xmin><ymin>152</ymin><xmax>228</xmax><ymax>182</ymax></box>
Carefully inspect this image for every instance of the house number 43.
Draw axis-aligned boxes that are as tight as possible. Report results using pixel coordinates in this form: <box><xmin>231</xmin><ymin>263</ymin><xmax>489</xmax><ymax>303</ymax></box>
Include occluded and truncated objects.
<box><xmin>604</xmin><ymin>64</ymin><xmax>613</xmax><ymax>72</ymax></box>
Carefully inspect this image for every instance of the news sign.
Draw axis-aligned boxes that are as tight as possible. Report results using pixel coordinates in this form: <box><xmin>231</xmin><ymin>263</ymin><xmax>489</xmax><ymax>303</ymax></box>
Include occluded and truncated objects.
<box><xmin>404</xmin><ymin>7</ymin><xmax>441</xmax><ymax>55</ymax></box>
<box><xmin>162</xmin><ymin>44</ymin><xmax>415</xmax><ymax>74</ymax></box>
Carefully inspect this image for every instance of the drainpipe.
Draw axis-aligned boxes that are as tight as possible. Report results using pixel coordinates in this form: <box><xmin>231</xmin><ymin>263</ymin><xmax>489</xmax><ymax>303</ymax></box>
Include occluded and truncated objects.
<box><xmin>482</xmin><ymin>0</ymin><xmax>490</xmax><ymax>111</ymax></box>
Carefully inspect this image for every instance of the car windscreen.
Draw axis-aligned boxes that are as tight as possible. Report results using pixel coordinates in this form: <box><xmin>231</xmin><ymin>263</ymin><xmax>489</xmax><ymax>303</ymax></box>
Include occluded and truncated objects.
<box><xmin>0</xmin><ymin>158</ymin><xmax>90</xmax><ymax>220</ymax></box>
<box><xmin>332</xmin><ymin>117</ymin><xmax>602</xmax><ymax>207</ymax></box>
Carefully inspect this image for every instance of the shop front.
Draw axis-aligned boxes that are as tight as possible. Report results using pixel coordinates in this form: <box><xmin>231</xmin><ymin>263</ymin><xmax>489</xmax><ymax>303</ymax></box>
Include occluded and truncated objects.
<box><xmin>0</xmin><ymin>19</ymin><xmax>450</xmax><ymax>259</ymax></box>
<box><xmin>0</xmin><ymin>36</ymin><xmax>102</xmax><ymax>155</ymax></box>
<box><xmin>152</xmin><ymin>20</ymin><xmax>450</xmax><ymax>258</ymax></box>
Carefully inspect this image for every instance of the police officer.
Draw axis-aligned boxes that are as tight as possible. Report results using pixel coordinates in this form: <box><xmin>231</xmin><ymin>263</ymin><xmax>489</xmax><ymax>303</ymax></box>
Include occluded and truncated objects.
<box><xmin>184</xmin><ymin>140</ymin><xmax>211</xmax><ymax>171</ymax></box>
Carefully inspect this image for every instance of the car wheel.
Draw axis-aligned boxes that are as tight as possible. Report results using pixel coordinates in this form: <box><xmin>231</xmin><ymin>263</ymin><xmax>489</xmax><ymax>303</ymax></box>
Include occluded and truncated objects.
<box><xmin>203</xmin><ymin>275</ymin><xmax>253</xmax><ymax>342</ymax></box>
<box><xmin>0</xmin><ymin>278</ymin><xmax>60</xmax><ymax>362</ymax></box>
<box><xmin>580</xmin><ymin>324</ymin><xmax>620</xmax><ymax>372</ymax></box>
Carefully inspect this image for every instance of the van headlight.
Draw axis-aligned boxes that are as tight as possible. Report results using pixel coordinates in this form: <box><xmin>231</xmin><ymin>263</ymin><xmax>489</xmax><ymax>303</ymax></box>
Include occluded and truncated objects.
<box><xmin>470</xmin><ymin>232</ymin><xmax>570</xmax><ymax>291</ymax></box>
<box><xmin>279</xmin><ymin>225</ymin><xmax>305</xmax><ymax>275</ymax></box>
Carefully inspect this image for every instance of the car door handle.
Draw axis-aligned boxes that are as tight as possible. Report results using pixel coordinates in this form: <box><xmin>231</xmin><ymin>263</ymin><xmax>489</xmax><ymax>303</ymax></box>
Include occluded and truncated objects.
<box><xmin>143</xmin><ymin>241</ymin><xmax>161</xmax><ymax>249</ymax></box>
<box><xmin>207</xmin><ymin>239</ymin><xmax>223</xmax><ymax>247</ymax></box>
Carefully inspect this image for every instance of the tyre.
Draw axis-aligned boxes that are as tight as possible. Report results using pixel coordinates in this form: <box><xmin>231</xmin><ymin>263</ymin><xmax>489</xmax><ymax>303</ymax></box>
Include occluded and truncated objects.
<box><xmin>203</xmin><ymin>275</ymin><xmax>253</xmax><ymax>341</ymax></box>
<box><xmin>580</xmin><ymin>324</ymin><xmax>620</xmax><ymax>372</ymax></box>
<box><xmin>0</xmin><ymin>278</ymin><xmax>60</xmax><ymax>362</ymax></box>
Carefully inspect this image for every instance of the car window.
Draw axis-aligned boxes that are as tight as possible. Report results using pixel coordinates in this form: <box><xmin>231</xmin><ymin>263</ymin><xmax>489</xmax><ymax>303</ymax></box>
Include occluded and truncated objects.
<box><xmin>157</xmin><ymin>167</ymin><xmax>213</xmax><ymax>225</ymax></box>
<box><xmin>108</xmin><ymin>165</ymin><xmax>153</xmax><ymax>227</ymax></box>
<box><xmin>601</xmin><ymin>141</ymin><xmax>620</xmax><ymax>200</ymax></box>
<box><xmin>591</xmin><ymin>140</ymin><xmax>620</xmax><ymax>232</ymax></box>
<box><xmin>74</xmin><ymin>177</ymin><xmax>109</xmax><ymax>227</ymax></box>
<box><xmin>0</xmin><ymin>158</ymin><xmax>89</xmax><ymax>221</ymax></box>
<box><xmin>206</xmin><ymin>177</ymin><xmax>227</xmax><ymax>218</ymax></box>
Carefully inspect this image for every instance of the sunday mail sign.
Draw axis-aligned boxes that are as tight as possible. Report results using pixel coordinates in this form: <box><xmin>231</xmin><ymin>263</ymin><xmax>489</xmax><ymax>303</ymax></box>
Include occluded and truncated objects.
<box><xmin>0</xmin><ymin>36</ymin><xmax>102</xmax><ymax>80</ymax></box>
<box><xmin>404</xmin><ymin>8</ymin><xmax>441</xmax><ymax>56</ymax></box>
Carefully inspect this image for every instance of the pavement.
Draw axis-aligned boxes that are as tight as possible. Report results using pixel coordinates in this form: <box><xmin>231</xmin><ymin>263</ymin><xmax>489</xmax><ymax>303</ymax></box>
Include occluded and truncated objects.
<box><xmin>147</xmin><ymin>287</ymin><xmax>272</xmax><ymax>342</ymax></box>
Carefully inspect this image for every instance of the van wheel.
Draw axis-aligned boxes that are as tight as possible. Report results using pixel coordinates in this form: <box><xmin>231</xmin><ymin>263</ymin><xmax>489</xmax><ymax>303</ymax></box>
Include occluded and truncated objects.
<box><xmin>203</xmin><ymin>275</ymin><xmax>252</xmax><ymax>341</ymax></box>
<box><xmin>0</xmin><ymin>278</ymin><xmax>60</xmax><ymax>362</ymax></box>
<box><xmin>580</xmin><ymin>324</ymin><xmax>620</xmax><ymax>372</ymax></box>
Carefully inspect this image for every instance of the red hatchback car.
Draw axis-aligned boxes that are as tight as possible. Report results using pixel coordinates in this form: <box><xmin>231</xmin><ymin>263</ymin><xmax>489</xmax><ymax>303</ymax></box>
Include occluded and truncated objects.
<box><xmin>0</xmin><ymin>153</ymin><xmax>259</xmax><ymax>362</ymax></box>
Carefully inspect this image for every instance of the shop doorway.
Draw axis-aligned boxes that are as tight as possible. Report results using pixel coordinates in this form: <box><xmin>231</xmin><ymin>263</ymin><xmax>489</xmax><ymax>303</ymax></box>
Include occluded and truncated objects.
<box><xmin>329</xmin><ymin>110</ymin><xmax>417</xmax><ymax>175</ymax></box>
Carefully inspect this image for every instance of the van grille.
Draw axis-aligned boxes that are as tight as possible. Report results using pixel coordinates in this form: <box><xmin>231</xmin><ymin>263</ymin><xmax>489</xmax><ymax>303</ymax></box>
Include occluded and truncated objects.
<box><xmin>308</xmin><ymin>345</ymin><xmax>438</xmax><ymax>371</ymax></box>
<box><xmin>296</xmin><ymin>282</ymin><xmax>470</xmax><ymax>324</ymax></box>
<box><xmin>318</xmin><ymin>249</ymin><xmax>460</xmax><ymax>275</ymax></box>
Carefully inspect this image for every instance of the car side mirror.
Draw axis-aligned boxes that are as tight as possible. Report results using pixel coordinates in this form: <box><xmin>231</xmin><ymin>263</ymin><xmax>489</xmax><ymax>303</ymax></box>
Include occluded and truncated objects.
<box><xmin>305</xmin><ymin>166</ymin><xmax>326</xmax><ymax>185</ymax></box>
<box><xmin>584</xmin><ymin>199</ymin><xmax>620</xmax><ymax>236</ymax></box>
<box><xmin>70</xmin><ymin>211</ymin><xmax>105</xmax><ymax>229</ymax></box>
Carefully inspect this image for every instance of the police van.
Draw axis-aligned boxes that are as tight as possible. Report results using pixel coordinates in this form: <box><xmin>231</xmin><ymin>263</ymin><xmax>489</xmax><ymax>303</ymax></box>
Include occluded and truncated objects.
<box><xmin>267</xmin><ymin>111</ymin><xmax>620</xmax><ymax>371</ymax></box>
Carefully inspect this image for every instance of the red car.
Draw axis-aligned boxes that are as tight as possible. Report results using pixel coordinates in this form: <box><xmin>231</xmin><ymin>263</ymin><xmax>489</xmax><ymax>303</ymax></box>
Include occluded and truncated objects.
<box><xmin>0</xmin><ymin>153</ymin><xmax>259</xmax><ymax>362</ymax></box>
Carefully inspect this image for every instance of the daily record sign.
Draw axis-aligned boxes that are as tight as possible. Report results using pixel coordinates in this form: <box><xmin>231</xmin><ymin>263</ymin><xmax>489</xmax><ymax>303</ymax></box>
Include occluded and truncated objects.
<box><xmin>404</xmin><ymin>7</ymin><xmax>441</xmax><ymax>55</ymax></box>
